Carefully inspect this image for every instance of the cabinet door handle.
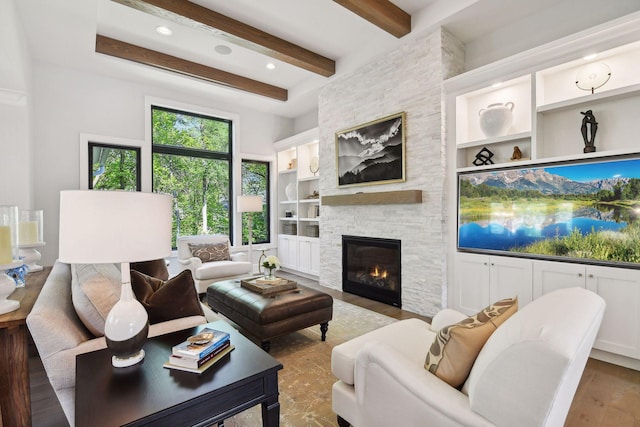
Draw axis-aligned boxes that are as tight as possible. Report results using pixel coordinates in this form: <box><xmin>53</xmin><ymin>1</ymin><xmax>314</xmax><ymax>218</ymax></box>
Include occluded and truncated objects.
<box><xmin>588</xmin><ymin>274</ymin><xmax>594</xmax><ymax>278</ymax></box>
<box><xmin>483</xmin><ymin>262</ymin><xmax>488</xmax><ymax>266</ymax></box>
<box><xmin>490</xmin><ymin>263</ymin><xmax>495</xmax><ymax>266</ymax></box>
<box><xmin>578</xmin><ymin>273</ymin><xmax>583</xmax><ymax>277</ymax></box>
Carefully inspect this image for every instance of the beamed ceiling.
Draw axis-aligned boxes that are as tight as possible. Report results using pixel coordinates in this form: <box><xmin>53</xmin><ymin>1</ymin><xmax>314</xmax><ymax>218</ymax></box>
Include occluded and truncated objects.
<box><xmin>96</xmin><ymin>0</ymin><xmax>413</xmax><ymax>102</ymax></box>
<box><xmin>12</xmin><ymin>0</ymin><xmax>640</xmax><ymax>118</ymax></box>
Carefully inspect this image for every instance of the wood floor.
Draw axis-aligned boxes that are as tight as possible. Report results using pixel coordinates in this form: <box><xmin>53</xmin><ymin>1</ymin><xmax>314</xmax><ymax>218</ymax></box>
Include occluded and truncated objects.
<box><xmin>28</xmin><ymin>272</ymin><xmax>639</xmax><ymax>427</ymax></box>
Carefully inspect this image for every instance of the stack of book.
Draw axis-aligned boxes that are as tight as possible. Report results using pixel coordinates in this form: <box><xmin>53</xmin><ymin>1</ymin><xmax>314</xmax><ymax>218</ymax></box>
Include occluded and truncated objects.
<box><xmin>163</xmin><ymin>327</ymin><xmax>234</xmax><ymax>373</ymax></box>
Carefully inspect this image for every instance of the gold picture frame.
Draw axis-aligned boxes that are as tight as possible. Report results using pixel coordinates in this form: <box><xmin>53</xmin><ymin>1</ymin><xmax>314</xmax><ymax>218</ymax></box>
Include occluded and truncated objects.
<box><xmin>335</xmin><ymin>112</ymin><xmax>406</xmax><ymax>188</ymax></box>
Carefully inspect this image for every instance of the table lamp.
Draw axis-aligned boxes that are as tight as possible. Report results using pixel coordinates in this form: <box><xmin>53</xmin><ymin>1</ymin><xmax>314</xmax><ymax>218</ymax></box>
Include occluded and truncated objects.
<box><xmin>237</xmin><ymin>195</ymin><xmax>263</xmax><ymax>274</ymax></box>
<box><xmin>58</xmin><ymin>190</ymin><xmax>172</xmax><ymax>367</ymax></box>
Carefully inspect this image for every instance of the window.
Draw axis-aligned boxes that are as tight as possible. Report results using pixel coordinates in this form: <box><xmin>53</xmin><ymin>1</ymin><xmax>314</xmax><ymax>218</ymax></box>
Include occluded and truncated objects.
<box><xmin>88</xmin><ymin>142</ymin><xmax>141</xmax><ymax>190</ymax></box>
<box><xmin>241</xmin><ymin>159</ymin><xmax>270</xmax><ymax>244</ymax></box>
<box><xmin>151</xmin><ymin>106</ymin><xmax>232</xmax><ymax>246</ymax></box>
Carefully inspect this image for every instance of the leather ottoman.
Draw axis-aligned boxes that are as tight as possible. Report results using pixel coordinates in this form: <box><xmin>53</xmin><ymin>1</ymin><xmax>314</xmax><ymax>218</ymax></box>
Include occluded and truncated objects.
<box><xmin>206</xmin><ymin>279</ymin><xmax>333</xmax><ymax>352</ymax></box>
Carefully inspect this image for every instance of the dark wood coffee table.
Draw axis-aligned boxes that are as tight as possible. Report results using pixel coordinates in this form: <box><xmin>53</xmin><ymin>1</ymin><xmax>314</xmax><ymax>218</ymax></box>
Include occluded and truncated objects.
<box><xmin>75</xmin><ymin>320</ymin><xmax>283</xmax><ymax>427</ymax></box>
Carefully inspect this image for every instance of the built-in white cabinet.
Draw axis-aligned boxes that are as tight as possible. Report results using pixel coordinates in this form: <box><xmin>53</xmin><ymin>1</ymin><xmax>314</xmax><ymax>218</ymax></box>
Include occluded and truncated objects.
<box><xmin>447</xmin><ymin>16</ymin><xmax>640</xmax><ymax>368</ymax></box>
<box><xmin>297</xmin><ymin>237</ymin><xmax>320</xmax><ymax>276</ymax></box>
<box><xmin>454</xmin><ymin>253</ymin><xmax>533</xmax><ymax>315</ymax></box>
<box><xmin>277</xmin><ymin>234</ymin><xmax>298</xmax><ymax>270</ymax></box>
<box><xmin>533</xmin><ymin>261</ymin><xmax>640</xmax><ymax>360</ymax></box>
<box><xmin>454</xmin><ymin>254</ymin><xmax>640</xmax><ymax>364</ymax></box>
<box><xmin>274</xmin><ymin>128</ymin><xmax>320</xmax><ymax>277</ymax></box>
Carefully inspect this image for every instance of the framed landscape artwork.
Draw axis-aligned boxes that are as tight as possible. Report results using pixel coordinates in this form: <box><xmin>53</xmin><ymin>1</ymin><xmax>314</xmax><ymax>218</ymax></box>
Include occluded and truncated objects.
<box><xmin>335</xmin><ymin>112</ymin><xmax>406</xmax><ymax>187</ymax></box>
<box><xmin>457</xmin><ymin>155</ymin><xmax>640</xmax><ymax>267</ymax></box>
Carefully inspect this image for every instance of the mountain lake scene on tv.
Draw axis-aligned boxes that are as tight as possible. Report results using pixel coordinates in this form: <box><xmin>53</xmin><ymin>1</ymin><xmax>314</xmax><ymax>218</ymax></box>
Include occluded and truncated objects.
<box><xmin>458</xmin><ymin>157</ymin><xmax>640</xmax><ymax>264</ymax></box>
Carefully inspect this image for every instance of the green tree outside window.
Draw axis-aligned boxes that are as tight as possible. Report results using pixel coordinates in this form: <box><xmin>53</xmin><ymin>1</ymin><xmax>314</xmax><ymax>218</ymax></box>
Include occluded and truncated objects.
<box><xmin>151</xmin><ymin>107</ymin><xmax>232</xmax><ymax>247</ymax></box>
<box><xmin>241</xmin><ymin>160</ymin><xmax>270</xmax><ymax>245</ymax></box>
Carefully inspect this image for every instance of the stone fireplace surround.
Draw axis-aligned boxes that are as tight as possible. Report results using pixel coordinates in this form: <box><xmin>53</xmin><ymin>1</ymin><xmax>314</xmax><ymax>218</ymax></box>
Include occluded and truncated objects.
<box><xmin>316</xmin><ymin>28</ymin><xmax>464</xmax><ymax>317</ymax></box>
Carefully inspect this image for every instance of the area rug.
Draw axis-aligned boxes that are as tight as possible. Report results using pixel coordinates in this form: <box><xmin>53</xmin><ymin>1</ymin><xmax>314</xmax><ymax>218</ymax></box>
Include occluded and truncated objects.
<box><xmin>220</xmin><ymin>298</ymin><xmax>397</xmax><ymax>427</ymax></box>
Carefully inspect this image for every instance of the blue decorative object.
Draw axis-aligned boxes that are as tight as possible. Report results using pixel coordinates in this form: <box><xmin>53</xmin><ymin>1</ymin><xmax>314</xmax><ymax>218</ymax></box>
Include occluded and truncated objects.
<box><xmin>6</xmin><ymin>264</ymin><xmax>29</xmax><ymax>286</ymax></box>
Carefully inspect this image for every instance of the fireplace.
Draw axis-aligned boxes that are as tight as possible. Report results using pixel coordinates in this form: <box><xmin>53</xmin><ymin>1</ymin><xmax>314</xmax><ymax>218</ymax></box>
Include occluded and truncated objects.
<box><xmin>342</xmin><ymin>235</ymin><xmax>401</xmax><ymax>307</ymax></box>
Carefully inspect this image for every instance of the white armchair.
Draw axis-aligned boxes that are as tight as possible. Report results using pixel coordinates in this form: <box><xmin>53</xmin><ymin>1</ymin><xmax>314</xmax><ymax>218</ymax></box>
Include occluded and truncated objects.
<box><xmin>331</xmin><ymin>287</ymin><xmax>605</xmax><ymax>427</ymax></box>
<box><xmin>176</xmin><ymin>234</ymin><xmax>252</xmax><ymax>294</ymax></box>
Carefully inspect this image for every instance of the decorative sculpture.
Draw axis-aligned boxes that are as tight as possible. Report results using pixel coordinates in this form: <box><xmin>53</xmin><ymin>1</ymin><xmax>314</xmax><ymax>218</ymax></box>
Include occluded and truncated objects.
<box><xmin>510</xmin><ymin>146</ymin><xmax>522</xmax><ymax>161</ymax></box>
<box><xmin>473</xmin><ymin>147</ymin><xmax>494</xmax><ymax>166</ymax></box>
<box><xmin>580</xmin><ymin>110</ymin><xmax>598</xmax><ymax>153</ymax></box>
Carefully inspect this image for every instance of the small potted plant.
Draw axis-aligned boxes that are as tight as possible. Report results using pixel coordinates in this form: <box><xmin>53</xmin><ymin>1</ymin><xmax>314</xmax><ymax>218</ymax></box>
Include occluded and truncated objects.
<box><xmin>261</xmin><ymin>255</ymin><xmax>280</xmax><ymax>280</ymax></box>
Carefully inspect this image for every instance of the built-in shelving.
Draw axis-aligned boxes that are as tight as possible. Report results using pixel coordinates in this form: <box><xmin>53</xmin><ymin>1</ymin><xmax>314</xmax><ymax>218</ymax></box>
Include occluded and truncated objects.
<box><xmin>274</xmin><ymin>128</ymin><xmax>321</xmax><ymax>276</ymax></box>
<box><xmin>450</xmin><ymin>37</ymin><xmax>640</xmax><ymax>171</ymax></box>
<box><xmin>445</xmin><ymin>14</ymin><xmax>640</xmax><ymax>368</ymax></box>
<box><xmin>537</xmin><ymin>82</ymin><xmax>640</xmax><ymax>113</ymax></box>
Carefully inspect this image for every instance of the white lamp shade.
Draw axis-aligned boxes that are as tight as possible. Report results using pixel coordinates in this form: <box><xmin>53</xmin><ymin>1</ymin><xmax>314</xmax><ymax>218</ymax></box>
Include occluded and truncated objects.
<box><xmin>58</xmin><ymin>190</ymin><xmax>173</xmax><ymax>264</ymax></box>
<box><xmin>237</xmin><ymin>195</ymin><xmax>263</xmax><ymax>213</ymax></box>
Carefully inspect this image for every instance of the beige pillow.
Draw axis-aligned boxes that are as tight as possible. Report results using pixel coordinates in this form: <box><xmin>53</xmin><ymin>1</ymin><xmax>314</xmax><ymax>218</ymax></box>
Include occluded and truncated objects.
<box><xmin>71</xmin><ymin>263</ymin><xmax>122</xmax><ymax>337</ymax></box>
<box><xmin>425</xmin><ymin>297</ymin><xmax>518</xmax><ymax>388</ymax></box>
<box><xmin>188</xmin><ymin>242</ymin><xmax>231</xmax><ymax>262</ymax></box>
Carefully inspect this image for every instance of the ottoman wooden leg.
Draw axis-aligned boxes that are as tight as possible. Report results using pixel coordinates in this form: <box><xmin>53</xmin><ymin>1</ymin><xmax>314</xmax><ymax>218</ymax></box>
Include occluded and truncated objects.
<box><xmin>261</xmin><ymin>340</ymin><xmax>271</xmax><ymax>353</ymax></box>
<box><xmin>320</xmin><ymin>322</ymin><xmax>329</xmax><ymax>341</ymax></box>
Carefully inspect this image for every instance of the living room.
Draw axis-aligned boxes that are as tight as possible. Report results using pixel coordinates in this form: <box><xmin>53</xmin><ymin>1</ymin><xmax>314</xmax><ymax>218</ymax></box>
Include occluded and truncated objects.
<box><xmin>2</xmin><ymin>0</ymin><xmax>640</xmax><ymax>426</ymax></box>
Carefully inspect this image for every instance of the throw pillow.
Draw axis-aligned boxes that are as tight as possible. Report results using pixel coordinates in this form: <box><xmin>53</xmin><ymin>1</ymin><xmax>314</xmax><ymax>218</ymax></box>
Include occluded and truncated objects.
<box><xmin>130</xmin><ymin>269</ymin><xmax>204</xmax><ymax>324</ymax></box>
<box><xmin>130</xmin><ymin>259</ymin><xmax>169</xmax><ymax>281</ymax></box>
<box><xmin>188</xmin><ymin>242</ymin><xmax>231</xmax><ymax>262</ymax></box>
<box><xmin>71</xmin><ymin>263</ymin><xmax>122</xmax><ymax>337</ymax></box>
<box><xmin>424</xmin><ymin>296</ymin><xmax>518</xmax><ymax>388</ymax></box>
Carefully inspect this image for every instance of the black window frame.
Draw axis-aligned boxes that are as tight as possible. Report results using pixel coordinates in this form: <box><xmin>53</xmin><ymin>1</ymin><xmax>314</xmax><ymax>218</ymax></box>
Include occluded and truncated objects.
<box><xmin>88</xmin><ymin>142</ymin><xmax>141</xmax><ymax>191</ymax></box>
<box><xmin>241</xmin><ymin>158</ymin><xmax>271</xmax><ymax>245</ymax></box>
<box><xmin>151</xmin><ymin>105</ymin><xmax>234</xmax><ymax>244</ymax></box>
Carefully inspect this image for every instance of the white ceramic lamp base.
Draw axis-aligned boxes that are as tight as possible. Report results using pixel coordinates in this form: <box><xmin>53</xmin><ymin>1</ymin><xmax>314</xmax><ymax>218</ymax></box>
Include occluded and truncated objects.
<box><xmin>104</xmin><ymin>282</ymin><xmax>149</xmax><ymax>368</ymax></box>
<box><xmin>0</xmin><ymin>298</ymin><xmax>19</xmax><ymax>315</ymax></box>
<box><xmin>19</xmin><ymin>242</ymin><xmax>45</xmax><ymax>273</ymax></box>
<box><xmin>0</xmin><ymin>263</ymin><xmax>21</xmax><ymax>314</ymax></box>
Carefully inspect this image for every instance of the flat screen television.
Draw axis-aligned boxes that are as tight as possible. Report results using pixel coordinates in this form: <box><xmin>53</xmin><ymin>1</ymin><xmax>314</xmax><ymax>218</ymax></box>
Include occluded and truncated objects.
<box><xmin>457</xmin><ymin>155</ymin><xmax>640</xmax><ymax>267</ymax></box>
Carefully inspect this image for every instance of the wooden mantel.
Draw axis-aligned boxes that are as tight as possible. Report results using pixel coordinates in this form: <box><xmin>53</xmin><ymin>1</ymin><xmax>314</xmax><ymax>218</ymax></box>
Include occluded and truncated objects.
<box><xmin>321</xmin><ymin>190</ymin><xmax>422</xmax><ymax>206</ymax></box>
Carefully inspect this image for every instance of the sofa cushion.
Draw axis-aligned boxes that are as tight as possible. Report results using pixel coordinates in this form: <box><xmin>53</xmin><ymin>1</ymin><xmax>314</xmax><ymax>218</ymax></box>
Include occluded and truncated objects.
<box><xmin>189</xmin><ymin>242</ymin><xmax>231</xmax><ymax>262</ymax></box>
<box><xmin>130</xmin><ymin>269</ymin><xmax>204</xmax><ymax>324</ymax></box>
<box><xmin>130</xmin><ymin>259</ymin><xmax>169</xmax><ymax>281</ymax></box>
<box><xmin>332</xmin><ymin>318</ymin><xmax>433</xmax><ymax>386</ymax></box>
<box><xmin>71</xmin><ymin>263</ymin><xmax>122</xmax><ymax>337</ymax></box>
<box><xmin>425</xmin><ymin>297</ymin><xmax>517</xmax><ymax>388</ymax></box>
<box><xmin>194</xmin><ymin>260</ymin><xmax>252</xmax><ymax>280</ymax></box>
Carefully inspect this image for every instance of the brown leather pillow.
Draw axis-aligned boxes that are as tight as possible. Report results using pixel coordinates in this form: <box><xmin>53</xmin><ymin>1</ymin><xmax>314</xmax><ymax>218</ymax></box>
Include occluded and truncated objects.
<box><xmin>425</xmin><ymin>297</ymin><xmax>518</xmax><ymax>388</ymax></box>
<box><xmin>130</xmin><ymin>270</ymin><xmax>204</xmax><ymax>324</ymax></box>
<box><xmin>130</xmin><ymin>259</ymin><xmax>169</xmax><ymax>281</ymax></box>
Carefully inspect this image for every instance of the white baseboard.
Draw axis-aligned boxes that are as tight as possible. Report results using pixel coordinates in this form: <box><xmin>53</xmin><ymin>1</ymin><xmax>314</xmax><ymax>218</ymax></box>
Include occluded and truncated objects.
<box><xmin>590</xmin><ymin>348</ymin><xmax>640</xmax><ymax>371</ymax></box>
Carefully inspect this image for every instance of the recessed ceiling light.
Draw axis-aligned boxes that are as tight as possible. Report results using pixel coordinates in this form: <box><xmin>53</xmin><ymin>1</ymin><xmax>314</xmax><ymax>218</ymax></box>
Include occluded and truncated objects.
<box><xmin>215</xmin><ymin>45</ymin><xmax>232</xmax><ymax>55</ymax></box>
<box><xmin>155</xmin><ymin>26</ymin><xmax>173</xmax><ymax>36</ymax></box>
<box><xmin>266</xmin><ymin>63</ymin><xmax>276</xmax><ymax>70</ymax></box>
<box><xmin>583</xmin><ymin>53</ymin><xmax>598</xmax><ymax>60</ymax></box>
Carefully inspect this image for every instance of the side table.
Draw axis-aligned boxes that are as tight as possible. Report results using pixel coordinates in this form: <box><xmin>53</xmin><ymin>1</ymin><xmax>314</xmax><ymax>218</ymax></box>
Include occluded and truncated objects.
<box><xmin>0</xmin><ymin>267</ymin><xmax>50</xmax><ymax>427</ymax></box>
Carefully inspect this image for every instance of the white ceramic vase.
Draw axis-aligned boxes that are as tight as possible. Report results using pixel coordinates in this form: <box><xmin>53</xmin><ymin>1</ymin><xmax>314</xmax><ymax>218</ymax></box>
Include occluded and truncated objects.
<box><xmin>479</xmin><ymin>102</ymin><xmax>514</xmax><ymax>138</ymax></box>
<box><xmin>285</xmin><ymin>183</ymin><xmax>296</xmax><ymax>201</ymax></box>
<box><xmin>0</xmin><ymin>272</ymin><xmax>19</xmax><ymax>315</ymax></box>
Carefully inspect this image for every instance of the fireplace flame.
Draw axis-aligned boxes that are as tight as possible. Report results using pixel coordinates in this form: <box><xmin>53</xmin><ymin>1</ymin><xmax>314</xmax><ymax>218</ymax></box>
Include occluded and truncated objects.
<box><xmin>370</xmin><ymin>265</ymin><xmax>388</xmax><ymax>279</ymax></box>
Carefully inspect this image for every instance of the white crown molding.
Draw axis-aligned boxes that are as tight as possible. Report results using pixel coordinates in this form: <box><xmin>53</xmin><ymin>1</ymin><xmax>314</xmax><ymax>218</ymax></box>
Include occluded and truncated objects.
<box><xmin>0</xmin><ymin>88</ymin><xmax>26</xmax><ymax>106</ymax></box>
<box><xmin>444</xmin><ymin>11</ymin><xmax>640</xmax><ymax>95</ymax></box>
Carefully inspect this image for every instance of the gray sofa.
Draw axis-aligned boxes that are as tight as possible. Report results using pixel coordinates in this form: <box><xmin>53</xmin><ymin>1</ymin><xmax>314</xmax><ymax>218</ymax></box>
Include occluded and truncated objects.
<box><xmin>27</xmin><ymin>261</ymin><xmax>217</xmax><ymax>426</ymax></box>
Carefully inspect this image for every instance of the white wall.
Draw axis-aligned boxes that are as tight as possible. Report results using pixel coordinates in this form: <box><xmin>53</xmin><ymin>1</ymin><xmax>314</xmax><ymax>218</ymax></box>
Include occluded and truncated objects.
<box><xmin>0</xmin><ymin>0</ymin><xmax>33</xmax><ymax>209</ymax></box>
<box><xmin>31</xmin><ymin>62</ymin><xmax>291</xmax><ymax>266</ymax></box>
<box><xmin>463</xmin><ymin>0</ymin><xmax>640</xmax><ymax>70</ymax></box>
<box><xmin>317</xmin><ymin>28</ymin><xmax>464</xmax><ymax>317</ymax></box>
